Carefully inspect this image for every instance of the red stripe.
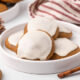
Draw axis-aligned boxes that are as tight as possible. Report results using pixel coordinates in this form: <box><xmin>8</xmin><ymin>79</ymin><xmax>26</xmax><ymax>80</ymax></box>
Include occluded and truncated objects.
<box><xmin>50</xmin><ymin>1</ymin><xmax>73</xmax><ymax>14</ymax></box>
<box><xmin>41</xmin><ymin>4</ymin><xmax>80</xmax><ymax>23</ymax></box>
<box><xmin>36</xmin><ymin>14</ymin><xmax>44</xmax><ymax>17</ymax></box>
<box><xmin>29</xmin><ymin>1</ymin><xmax>36</xmax><ymax>18</ymax></box>
<box><xmin>63</xmin><ymin>1</ymin><xmax>80</xmax><ymax>13</ymax></box>
<box><xmin>75</xmin><ymin>3</ymin><xmax>80</xmax><ymax>7</ymax></box>
<box><xmin>29</xmin><ymin>0</ymin><xmax>39</xmax><ymax>18</ymax></box>
<box><xmin>50</xmin><ymin>1</ymin><xmax>77</xmax><ymax>17</ymax></box>
<box><xmin>37</xmin><ymin>9</ymin><xmax>62</xmax><ymax>20</ymax></box>
<box><xmin>51</xmin><ymin>1</ymin><xmax>70</xmax><ymax>13</ymax></box>
<box><xmin>30</xmin><ymin>13</ymin><xmax>35</xmax><ymax>18</ymax></box>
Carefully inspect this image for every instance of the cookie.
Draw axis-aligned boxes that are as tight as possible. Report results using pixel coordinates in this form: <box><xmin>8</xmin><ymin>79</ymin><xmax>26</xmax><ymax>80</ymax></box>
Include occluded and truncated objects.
<box><xmin>25</xmin><ymin>17</ymin><xmax>59</xmax><ymax>39</ymax></box>
<box><xmin>0</xmin><ymin>25</ymin><xmax>5</xmax><ymax>34</ymax></box>
<box><xmin>24</xmin><ymin>24</ymin><xmax>27</xmax><ymax>34</ymax></box>
<box><xmin>0</xmin><ymin>3</ymin><xmax>8</xmax><ymax>12</ymax></box>
<box><xmin>17</xmin><ymin>30</ymin><xmax>55</xmax><ymax>60</ymax></box>
<box><xmin>58</xmin><ymin>26</ymin><xmax>72</xmax><ymax>38</ymax></box>
<box><xmin>5</xmin><ymin>30</ymin><xmax>24</xmax><ymax>53</ymax></box>
<box><xmin>1</xmin><ymin>0</ymin><xmax>22</xmax><ymax>3</ymax></box>
<box><xmin>0</xmin><ymin>70</ymin><xmax>2</xmax><ymax>80</ymax></box>
<box><xmin>51</xmin><ymin>38</ymin><xmax>80</xmax><ymax>60</ymax></box>
<box><xmin>0</xmin><ymin>18</ymin><xmax>5</xmax><ymax>34</ymax></box>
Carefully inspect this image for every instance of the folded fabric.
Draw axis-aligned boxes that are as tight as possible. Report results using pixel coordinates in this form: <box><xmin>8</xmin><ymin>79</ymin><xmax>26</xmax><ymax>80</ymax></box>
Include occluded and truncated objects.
<box><xmin>29</xmin><ymin>0</ymin><xmax>80</xmax><ymax>24</ymax></box>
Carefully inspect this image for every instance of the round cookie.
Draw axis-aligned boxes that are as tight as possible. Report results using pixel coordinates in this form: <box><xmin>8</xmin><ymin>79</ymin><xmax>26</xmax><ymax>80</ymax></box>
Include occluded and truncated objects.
<box><xmin>1</xmin><ymin>0</ymin><xmax>22</xmax><ymax>3</ymax></box>
<box><xmin>58</xmin><ymin>26</ymin><xmax>72</xmax><ymax>38</ymax></box>
<box><xmin>5</xmin><ymin>30</ymin><xmax>24</xmax><ymax>53</ymax></box>
<box><xmin>24</xmin><ymin>24</ymin><xmax>27</xmax><ymax>34</ymax></box>
<box><xmin>25</xmin><ymin>17</ymin><xmax>59</xmax><ymax>39</ymax></box>
<box><xmin>51</xmin><ymin>38</ymin><xmax>80</xmax><ymax>60</ymax></box>
<box><xmin>0</xmin><ymin>3</ymin><xmax>8</xmax><ymax>12</ymax></box>
<box><xmin>0</xmin><ymin>70</ymin><xmax>2</xmax><ymax>80</ymax></box>
<box><xmin>17</xmin><ymin>30</ymin><xmax>55</xmax><ymax>61</ymax></box>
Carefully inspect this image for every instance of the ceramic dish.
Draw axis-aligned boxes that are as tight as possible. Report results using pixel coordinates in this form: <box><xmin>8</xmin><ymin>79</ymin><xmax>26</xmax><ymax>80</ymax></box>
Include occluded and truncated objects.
<box><xmin>0</xmin><ymin>2</ymin><xmax>20</xmax><ymax>22</ymax></box>
<box><xmin>0</xmin><ymin>21</ymin><xmax>80</xmax><ymax>74</ymax></box>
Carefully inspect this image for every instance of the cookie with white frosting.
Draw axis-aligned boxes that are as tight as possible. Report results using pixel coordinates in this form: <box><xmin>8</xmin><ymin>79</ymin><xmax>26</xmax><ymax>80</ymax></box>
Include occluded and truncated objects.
<box><xmin>5</xmin><ymin>30</ymin><xmax>24</xmax><ymax>53</ymax></box>
<box><xmin>51</xmin><ymin>38</ymin><xmax>80</xmax><ymax>60</ymax></box>
<box><xmin>17</xmin><ymin>30</ymin><xmax>55</xmax><ymax>60</ymax></box>
<box><xmin>58</xmin><ymin>26</ymin><xmax>72</xmax><ymax>38</ymax></box>
<box><xmin>25</xmin><ymin>17</ymin><xmax>59</xmax><ymax>39</ymax></box>
<box><xmin>24</xmin><ymin>24</ymin><xmax>27</xmax><ymax>34</ymax></box>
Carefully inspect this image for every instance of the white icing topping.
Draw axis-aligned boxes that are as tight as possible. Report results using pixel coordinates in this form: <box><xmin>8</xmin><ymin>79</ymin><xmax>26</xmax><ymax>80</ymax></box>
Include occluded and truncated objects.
<box><xmin>8</xmin><ymin>30</ymin><xmax>24</xmax><ymax>46</ymax></box>
<box><xmin>28</xmin><ymin>17</ymin><xmax>58</xmax><ymax>36</ymax></box>
<box><xmin>17</xmin><ymin>31</ymin><xmax>52</xmax><ymax>60</ymax></box>
<box><xmin>59</xmin><ymin>26</ymin><xmax>72</xmax><ymax>33</ymax></box>
<box><xmin>55</xmin><ymin>38</ymin><xmax>78</xmax><ymax>56</ymax></box>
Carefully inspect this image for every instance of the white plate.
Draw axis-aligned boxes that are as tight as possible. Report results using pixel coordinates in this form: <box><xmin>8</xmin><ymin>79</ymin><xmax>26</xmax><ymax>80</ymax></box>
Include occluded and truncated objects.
<box><xmin>0</xmin><ymin>2</ymin><xmax>20</xmax><ymax>22</ymax></box>
<box><xmin>0</xmin><ymin>21</ymin><xmax>80</xmax><ymax>74</ymax></box>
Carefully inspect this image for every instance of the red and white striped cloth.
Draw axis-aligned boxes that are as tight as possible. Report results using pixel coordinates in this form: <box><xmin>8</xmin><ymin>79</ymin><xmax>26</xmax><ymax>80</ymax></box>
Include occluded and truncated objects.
<box><xmin>29</xmin><ymin>0</ymin><xmax>80</xmax><ymax>24</ymax></box>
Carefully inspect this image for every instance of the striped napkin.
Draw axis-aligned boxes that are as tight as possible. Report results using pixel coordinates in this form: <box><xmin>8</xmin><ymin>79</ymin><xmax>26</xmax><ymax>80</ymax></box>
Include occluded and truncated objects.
<box><xmin>29</xmin><ymin>0</ymin><xmax>80</xmax><ymax>24</ymax></box>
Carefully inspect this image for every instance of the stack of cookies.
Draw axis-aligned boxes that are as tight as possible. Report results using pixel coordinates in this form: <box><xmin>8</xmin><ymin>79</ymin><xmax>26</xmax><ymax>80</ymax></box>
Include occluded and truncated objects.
<box><xmin>5</xmin><ymin>17</ymin><xmax>80</xmax><ymax>60</ymax></box>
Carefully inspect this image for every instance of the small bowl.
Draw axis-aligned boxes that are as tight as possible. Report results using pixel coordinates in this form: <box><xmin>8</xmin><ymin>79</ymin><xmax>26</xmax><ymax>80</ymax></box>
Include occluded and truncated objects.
<box><xmin>0</xmin><ymin>21</ymin><xmax>80</xmax><ymax>74</ymax></box>
<box><xmin>0</xmin><ymin>3</ymin><xmax>20</xmax><ymax>22</ymax></box>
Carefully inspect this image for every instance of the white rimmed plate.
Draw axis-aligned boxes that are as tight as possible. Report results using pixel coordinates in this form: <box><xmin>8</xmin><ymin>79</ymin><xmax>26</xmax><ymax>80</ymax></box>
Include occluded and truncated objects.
<box><xmin>0</xmin><ymin>21</ymin><xmax>80</xmax><ymax>74</ymax></box>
